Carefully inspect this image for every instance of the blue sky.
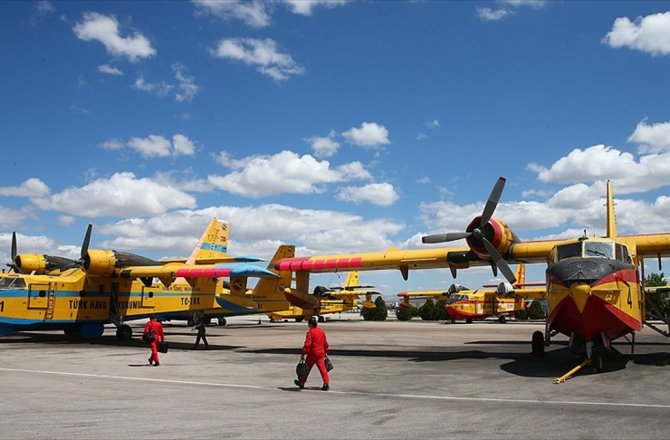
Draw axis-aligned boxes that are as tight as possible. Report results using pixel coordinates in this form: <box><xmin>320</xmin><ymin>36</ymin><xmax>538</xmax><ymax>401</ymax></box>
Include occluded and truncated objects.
<box><xmin>1</xmin><ymin>0</ymin><xmax>670</xmax><ymax>298</ymax></box>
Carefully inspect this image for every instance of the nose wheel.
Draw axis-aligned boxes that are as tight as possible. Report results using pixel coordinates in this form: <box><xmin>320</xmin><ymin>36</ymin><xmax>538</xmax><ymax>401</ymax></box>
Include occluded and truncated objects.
<box><xmin>116</xmin><ymin>324</ymin><xmax>132</xmax><ymax>341</ymax></box>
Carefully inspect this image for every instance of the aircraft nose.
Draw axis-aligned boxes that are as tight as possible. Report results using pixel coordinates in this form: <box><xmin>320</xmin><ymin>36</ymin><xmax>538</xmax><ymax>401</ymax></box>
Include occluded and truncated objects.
<box><xmin>569</xmin><ymin>282</ymin><xmax>591</xmax><ymax>314</ymax></box>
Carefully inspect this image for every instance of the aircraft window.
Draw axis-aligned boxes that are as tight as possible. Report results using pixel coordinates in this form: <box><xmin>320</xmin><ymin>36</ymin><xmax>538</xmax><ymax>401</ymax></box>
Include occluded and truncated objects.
<box><xmin>556</xmin><ymin>243</ymin><xmax>582</xmax><ymax>261</ymax></box>
<box><xmin>39</xmin><ymin>290</ymin><xmax>46</xmax><ymax>297</ymax></box>
<box><xmin>584</xmin><ymin>242</ymin><xmax>614</xmax><ymax>259</ymax></box>
<box><xmin>13</xmin><ymin>278</ymin><xmax>25</xmax><ymax>288</ymax></box>
<box><xmin>615</xmin><ymin>244</ymin><xmax>631</xmax><ymax>263</ymax></box>
<box><xmin>0</xmin><ymin>277</ymin><xmax>16</xmax><ymax>289</ymax></box>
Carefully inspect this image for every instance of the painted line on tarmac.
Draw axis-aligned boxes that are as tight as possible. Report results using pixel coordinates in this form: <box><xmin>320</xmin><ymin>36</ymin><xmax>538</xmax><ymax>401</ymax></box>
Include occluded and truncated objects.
<box><xmin>2</xmin><ymin>366</ymin><xmax>669</xmax><ymax>410</ymax></box>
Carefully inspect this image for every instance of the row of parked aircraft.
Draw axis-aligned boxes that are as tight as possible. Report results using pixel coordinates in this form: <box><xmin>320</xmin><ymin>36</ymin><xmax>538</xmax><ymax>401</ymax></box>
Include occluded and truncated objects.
<box><xmin>2</xmin><ymin>177</ymin><xmax>670</xmax><ymax>383</ymax></box>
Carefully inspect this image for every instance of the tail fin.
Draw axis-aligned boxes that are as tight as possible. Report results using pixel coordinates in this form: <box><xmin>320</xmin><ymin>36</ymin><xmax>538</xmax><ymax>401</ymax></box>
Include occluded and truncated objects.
<box><xmin>252</xmin><ymin>244</ymin><xmax>295</xmax><ymax>298</ymax></box>
<box><xmin>514</xmin><ymin>264</ymin><xmax>526</xmax><ymax>286</ymax></box>
<box><xmin>343</xmin><ymin>271</ymin><xmax>360</xmax><ymax>289</ymax></box>
<box><xmin>606</xmin><ymin>180</ymin><xmax>618</xmax><ymax>238</ymax></box>
<box><xmin>187</xmin><ymin>218</ymin><xmax>229</xmax><ymax>264</ymax></box>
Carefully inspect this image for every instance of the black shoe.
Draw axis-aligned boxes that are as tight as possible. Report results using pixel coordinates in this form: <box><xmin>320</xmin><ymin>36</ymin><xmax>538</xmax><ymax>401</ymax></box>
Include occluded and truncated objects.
<box><xmin>154</xmin><ymin>362</ymin><xmax>160</xmax><ymax>367</ymax></box>
<box><xmin>148</xmin><ymin>358</ymin><xmax>153</xmax><ymax>365</ymax></box>
<box><xmin>294</xmin><ymin>379</ymin><xmax>304</xmax><ymax>389</ymax></box>
<box><xmin>321</xmin><ymin>384</ymin><xmax>330</xmax><ymax>391</ymax></box>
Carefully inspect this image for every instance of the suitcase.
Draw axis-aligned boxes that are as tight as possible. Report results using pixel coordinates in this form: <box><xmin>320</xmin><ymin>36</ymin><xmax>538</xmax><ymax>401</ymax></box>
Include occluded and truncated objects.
<box><xmin>158</xmin><ymin>341</ymin><xmax>169</xmax><ymax>353</ymax></box>
<box><xmin>324</xmin><ymin>356</ymin><xmax>333</xmax><ymax>372</ymax></box>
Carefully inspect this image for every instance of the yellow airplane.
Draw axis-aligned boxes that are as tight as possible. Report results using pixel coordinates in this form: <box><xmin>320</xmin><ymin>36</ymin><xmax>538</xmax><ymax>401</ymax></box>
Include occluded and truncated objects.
<box><xmin>0</xmin><ymin>218</ymin><xmax>276</xmax><ymax>340</ymax></box>
<box><xmin>396</xmin><ymin>265</ymin><xmax>544</xmax><ymax>323</ymax></box>
<box><xmin>157</xmin><ymin>244</ymin><xmax>295</xmax><ymax>326</ymax></box>
<box><xmin>5</xmin><ymin>231</ymin><xmax>78</xmax><ymax>275</ymax></box>
<box><xmin>270</xmin><ymin>271</ymin><xmax>381</xmax><ymax>322</ymax></box>
<box><xmin>275</xmin><ymin>177</ymin><xmax>670</xmax><ymax>381</ymax></box>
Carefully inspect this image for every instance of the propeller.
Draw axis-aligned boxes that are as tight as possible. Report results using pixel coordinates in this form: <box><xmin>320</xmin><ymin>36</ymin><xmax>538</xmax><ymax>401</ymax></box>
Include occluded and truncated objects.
<box><xmin>422</xmin><ymin>177</ymin><xmax>517</xmax><ymax>284</ymax></box>
<box><xmin>6</xmin><ymin>231</ymin><xmax>21</xmax><ymax>273</ymax></box>
<box><xmin>75</xmin><ymin>224</ymin><xmax>93</xmax><ymax>268</ymax></box>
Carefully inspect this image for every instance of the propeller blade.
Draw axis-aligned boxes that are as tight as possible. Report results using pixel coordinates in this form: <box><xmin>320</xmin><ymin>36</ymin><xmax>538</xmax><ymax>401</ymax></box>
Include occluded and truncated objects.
<box><xmin>481</xmin><ymin>237</ymin><xmax>517</xmax><ymax>284</ymax></box>
<box><xmin>422</xmin><ymin>232</ymin><xmax>471</xmax><ymax>244</ymax></box>
<box><xmin>11</xmin><ymin>232</ymin><xmax>17</xmax><ymax>261</ymax></box>
<box><xmin>81</xmin><ymin>224</ymin><xmax>92</xmax><ymax>259</ymax></box>
<box><xmin>480</xmin><ymin>177</ymin><xmax>506</xmax><ymax>228</ymax></box>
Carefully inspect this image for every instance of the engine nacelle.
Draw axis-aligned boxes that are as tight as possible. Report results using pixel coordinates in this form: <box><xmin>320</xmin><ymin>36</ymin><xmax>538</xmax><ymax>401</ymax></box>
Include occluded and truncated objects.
<box><xmin>83</xmin><ymin>249</ymin><xmax>161</xmax><ymax>276</ymax></box>
<box><xmin>83</xmin><ymin>249</ymin><xmax>118</xmax><ymax>276</ymax></box>
<box><xmin>14</xmin><ymin>254</ymin><xmax>47</xmax><ymax>274</ymax></box>
<box><xmin>496</xmin><ymin>281</ymin><xmax>513</xmax><ymax>295</ymax></box>
<box><xmin>465</xmin><ymin>217</ymin><xmax>517</xmax><ymax>260</ymax></box>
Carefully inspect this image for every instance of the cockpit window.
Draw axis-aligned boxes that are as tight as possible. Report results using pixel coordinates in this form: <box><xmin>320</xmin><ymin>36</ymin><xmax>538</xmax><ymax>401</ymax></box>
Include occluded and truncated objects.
<box><xmin>584</xmin><ymin>241</ymin><xmax>614</xmax><ymax>259</ymax></box>
<box><xmin>0</xmin><ymin>277</ymin><xmax>18</xmax><ymax>289</ymax></box>
<box><xmin>556</xmin><ymin>243</ymin><xmax>582</xmax><ymax>261</ymax></box>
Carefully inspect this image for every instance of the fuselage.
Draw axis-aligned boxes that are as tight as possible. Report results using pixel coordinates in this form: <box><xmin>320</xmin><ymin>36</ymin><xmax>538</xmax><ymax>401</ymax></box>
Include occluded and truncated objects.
<box><xmin>0</xmin><ymin>269</ymin><xmax>223</xmax><ymax>336</ymax></box>
<box><xmin>545</xmin><ymin>237</ymin><xmax>643</xmax><ymax>345</ymax></box>
<box><xmin>445</xmin><ymin>291</ymin><xmax>522</xmax><ymax>320</ymax></box>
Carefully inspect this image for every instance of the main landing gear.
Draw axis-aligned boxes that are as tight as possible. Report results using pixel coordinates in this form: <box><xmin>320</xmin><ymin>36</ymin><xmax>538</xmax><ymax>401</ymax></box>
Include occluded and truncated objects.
<box><xmin>116</xmin><ymin>324</ymin><xmax>133</xmax><ymax>341</ymax></box>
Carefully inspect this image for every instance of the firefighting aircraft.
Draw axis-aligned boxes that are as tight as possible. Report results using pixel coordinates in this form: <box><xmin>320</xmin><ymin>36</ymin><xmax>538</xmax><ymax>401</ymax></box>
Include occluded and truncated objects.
<box><xmin>0</xmin><ymin>218</ymin><xmax>276</xmax><ymax>340</ymax></box>
<box><xmin>397</xmin><ymin>265</ymin><xmax>544</xmax><ymax>323</ymax></box>
<box><xmin>268</xmin><ymin>271</ymin><xmax>381</xmax><ymax>322</ymax></box>
<box><xmin>155</xmin><ymin>244</ymin><xmax>295</xmax><ymax>326</ymax></box>
<box><xmin>276</xmin><ymin>177</ymin><xmax>670</xmax><ymax>382</ymax></box>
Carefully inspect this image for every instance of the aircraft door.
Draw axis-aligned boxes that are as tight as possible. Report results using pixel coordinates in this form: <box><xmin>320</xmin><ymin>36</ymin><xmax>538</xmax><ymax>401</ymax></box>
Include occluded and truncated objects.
<box><xmin>141</xmin><ymin>286</ymin><xmax>157</xmax><ymax>308</ymax></box>
<box><xmin>28</xmin><ymin>283</ymin><xmax>51</xmax><ymax>309</ymax></box>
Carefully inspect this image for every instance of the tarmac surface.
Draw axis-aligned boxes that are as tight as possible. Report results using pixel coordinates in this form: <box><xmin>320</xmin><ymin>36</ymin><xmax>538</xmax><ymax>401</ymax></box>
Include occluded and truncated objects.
<box><xmin>2</xmin><ymin>314</ymin><xmax>670</xmax><ymax>439</ymax></box>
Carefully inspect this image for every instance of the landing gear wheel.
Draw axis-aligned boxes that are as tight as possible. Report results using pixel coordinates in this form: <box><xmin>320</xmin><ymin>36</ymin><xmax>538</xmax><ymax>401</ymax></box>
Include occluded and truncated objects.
<box><xmin>187</xmin><ymin>318</ymin><xmax>195</xmax><ymax>327</ymax></box>
<box><xmin>318</xmin><ymin>315</ymin><xmax>325</xmax><ymax>323</ymax></box>
<box><xmin>116</xmin><ymin>324</ymin><xmax>132</xmax><ymax>341</ymax></box>
<box><xmin>218</xmin><ymin>317</ymin><xmax>227</xmax><ymax>326</ymax></box>
<box><xmin>592</xmin><ymin>354</ymin><xmax>603</xmax><ymax>373</ymax></box>
<box><xmin>498</xmin><ymin>315</ymin><xmax>507</xmax><ymax>324</ymax></box>
<box><xmin>64</xmin><ymin>327</ymin><xmax>80</xmax><ymax>337</ymax></box>
<box><xmin>450</xmin><ymin>317</ymin><xmax>456</xmax><ymax>324</ymax></box>
<box><xmin>465</xmin><ymin>318</ymin><xmax>473</xmax><ymax>324</ymax></box>
<box><xmin>295</xmin><ymin>317</ymin><xmax>304</xmax><ymax>323</ymax></box>
<box><xmin>531</xmin><ymin>330</ymin><xmax>545</xmax><ymax>356</ymax></box>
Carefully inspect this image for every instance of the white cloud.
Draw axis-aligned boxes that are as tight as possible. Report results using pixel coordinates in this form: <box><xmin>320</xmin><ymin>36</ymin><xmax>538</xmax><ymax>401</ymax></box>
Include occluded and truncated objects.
<box><xmin>425</xmin><ymin>119</ymin><xmax>440</xmax><ymax>128</ymax></box>
<box><xmin>628</xmin><ymin>120</ymin><xmax>670</xmax><ymax>153</ymax></box>
<box><xmin>32</xmin><ymin>172</ymin><xmax>196</xmax><ymax>218</ymax></box>
<box><xmin>336</xmin><ymin>183</ymin><xmax>400</xmax><ymax>206</ymax></box>
<box><xmin>73</xmin><ymin>12</ymin><xmax>156</xmax><ymax>62</ymax></box>
<box><xmin>97</xmin><ymin>204</ymin><xmax>405</xmax><ymax>257</ymax></box>
<box><xmin>133</xmin><ymin>64</ymin><xmax>199</xmax><ymax>102</ymax></box>
<box><xmin>193</xmin><ymin>0</ymin><xmax>349</xmax><ymax>27</ymax></box>
<box><xmin>527</xmin><ymin>144</ymin><xmax>670</xmax><ymax>193</ymax></box>
<box><xmin>58</xmin><ymin>215</ymin><xmax>76</xmax><ymax>226</ymax></box>
<box><xmin>171</xmin><ymin>134</ymin><xmax>196</xmax><ymax>156</ymax></box>
<box><xmin>0</xmin><ymin>232</ymin><xmax>80</xmax><ymax>263</ymax></box>
<box><xmin>208</xmin><ymin>150</ymin><xmax>349</xmax><ymax>198</ymax></box>
<box><xmin>0</xmin><ymin>178</ymin><xmax>51</xmax><ymax>198</ymax></box>
<box><xmin>336</xmin><ymin>161</ymin><xmax>372</xmax><ymax>180</ymax></box>
<box><xmin>30</xmin><ymin>1</ymin><xmax>55</xmax><ymax>25</ymax></box>
<box><xmin>209</xmin><ymin>151</ymin><xmax>372</xmax><ymax>198</ymax></box>
<box><xmin>342</xmin><ymin>122</ymin><xmax>390</xmax><ymax>148</ymax></box>
<box><xmin>305</xmin><ymin>131</ymin><xmax>340</xmax><ymax>158</ymax></box>
<box><xmin>98</xmin><ymin>64</ymin><xmax>123</xmax><ymax>75</ymax></box>
<box><xmin>193</xmin><ymin>0</ymin><xmax>271</xmax><ymax>28</ymax></box>
<box><xmin>603</xmin><ymin>11</ymin><xmax>670</xmax><ymax>56</ymax></box>
<box><xmin>102</xmin><ymin>134</ymin><xmax>197</xmax><ymax>158</ymax></box>
<box><xmin>417</xmin><ymin>177</ymin><xmax>430</xmax><ymax>184</ymax></box>
<box><xmin>478</xmin><ymin>0</ymin><xmax>545</xmax><ymax>22</ymax></box>
<box><xmin>210</xmin><ymin>38</ymin><xmax>305</xmax><ymax>81</ymax></box>
<box><xmin>0</xmin><ymin>205</ymin><xmax>26</xmax><ymax>228</ymax></box>
<box><xmin>282</xmin><ymin>0</ymin><xmax>349</xmax><ymax>16</ymax></box>
<box><xmin>477</xmin><ymin>7</ymin><xmax>513</xmax><ymax>22</ymax></box>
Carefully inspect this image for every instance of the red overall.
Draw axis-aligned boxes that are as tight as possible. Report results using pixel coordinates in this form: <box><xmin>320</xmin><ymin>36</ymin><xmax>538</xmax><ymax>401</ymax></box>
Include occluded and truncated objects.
<box><xmin>143</xmin><ymin>318</ymin><xmax>165</xmax><ymax>365</ymax></box>
<box><xmin>299</xmin><ymin>326</ymin><xmax>329</xmax><ymax>385</ymax></box>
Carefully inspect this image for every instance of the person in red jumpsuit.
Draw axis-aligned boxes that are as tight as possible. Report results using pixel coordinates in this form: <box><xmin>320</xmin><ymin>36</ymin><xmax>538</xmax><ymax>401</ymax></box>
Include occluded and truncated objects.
<box><xmin>143</xmin><ymin>314</ymin><xmax>165</xmax><ymax>367</ymax></box>
<box><xmin>294</xmin><ymin>316</ymin><xmax>330</xmax><ymax>391</ymax></box>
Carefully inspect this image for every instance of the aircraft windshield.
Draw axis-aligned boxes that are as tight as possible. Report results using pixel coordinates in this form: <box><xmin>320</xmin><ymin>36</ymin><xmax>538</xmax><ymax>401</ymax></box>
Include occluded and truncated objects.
<box><xmin>0</xmin><ymin>277</ymin><xmax>25</xmax><ymax>289</ymax></box>
<box><xmin>583</xmin><ymin>241</ymin><xmax>614</xmax><ymax>259</ymax></box>
<box><xmin>555</xmin><ymin>241</ymin><xmax>616</xmax><ymax>262</ymax></box>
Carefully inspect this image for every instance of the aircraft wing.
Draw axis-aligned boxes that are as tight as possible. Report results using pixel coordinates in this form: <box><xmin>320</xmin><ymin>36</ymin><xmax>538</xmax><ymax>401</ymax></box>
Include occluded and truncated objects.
<box><xmin>274</xmin><ymin>241</ymin><xmax>560</xmax><ymax>279</ymax></box>
<box><xmin>118</xmin><ymin>262</ymin><xmax>278</xmax><ymax>279</ymax></box>
<box><xmin>397</xmin><ymin>290</ymin><xmax>447</xmax><ymax>298</ymax></box>
<box><xmin>159</xmin><ymin>256</ymin><xmax>264</xmax><ymax>264</ymax></box>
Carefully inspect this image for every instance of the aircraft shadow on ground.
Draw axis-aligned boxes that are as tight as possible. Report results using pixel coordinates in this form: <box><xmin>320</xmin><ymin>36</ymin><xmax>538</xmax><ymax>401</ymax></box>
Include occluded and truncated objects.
<box><xmin>0</xmin><ymin>332</ymin><xmax>244</xmax><ymax>351</ymax></box>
